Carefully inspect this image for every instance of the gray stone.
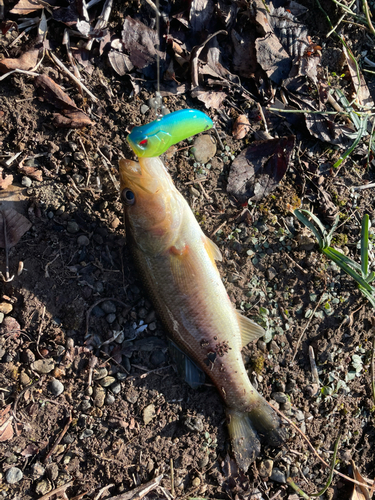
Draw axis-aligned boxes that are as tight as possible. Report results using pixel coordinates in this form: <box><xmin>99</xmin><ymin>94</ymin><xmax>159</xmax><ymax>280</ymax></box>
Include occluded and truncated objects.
<box><xmin>270</xmin><ymin>467</ymin><xmax>286</xmax><ymax>483</ymax></box>
<box><xmin>21</xmin><ymin>176</ymin><xmax>32</xmax><ymax>188</ymax></box>
<box><xmin>92</xmin><ymin>306</ymin><xmax>105</xmax><ymax>318</ymax></box>
<box><xmin>117</xmin><ymin>372</ymin><xmax>127</xmax><ymax>381</ymax></box>
<box><xmin>20</xmin><ymin>371</ymin><xmax>30</xmax><ymax>386</ymax></box>
<box><xmin>6</xmin><ymin>467</ymin><xmax>23</xmax><ymax>484</ymax></box>
<box><xmin>50</xmin><ymin>378</ymin><xmax>64</xmax><ymax>396</ymax></box>
<box><xmin>184</xmin><ymin>415</ymin><xmax>204</xmax><ymax>432</ymax></box>
<box><xmin>271</xmin><ymin>392</ymin><xmax>288</xmax><ymax>404</ymax></box>
<box><xmin>111</xmin><ymin>382</ymin><xmax>121</xmax><ymax>394</ymax></box>
<box><xmin>105</xmin><ymin>393</ymin><xmax>115</xmax><ymax>405</ymax></box>
<box><xmin>77</xmin><ymin>235</ymin><xmax>90</xmax><ymax>246</ymax></box>
<box><xmin>73</xmin><ymin>152</ymin><xmax>85</xmax><ymax>162</ymax></box>
<box><xmin>143</xmin><ymin>404</ymin><xmax>156</xmax><ymax>425</ymax></box>
<box><xmin>293</xmin><ymin>409</ymin><xmax>305</xmax><ymax>422</ymax></box>
<box><xmin>31</xmin><ymin>358</ymin><xmax>55</xmax><ymax>374</ymax></box>
<box><xmin>81</xmin><ymin>400</ymin><xmax>92</xmax><ymax>411</ymax></box>
<box><xmin>101</xmin><ymin>301</ymin><xmax>117</xmax><ymax>314</ymax></box>
<box><xmin>106</xmin><ymin>313</ymin><xmax>116</xmax><ymax>324</ymax></box>
<box><xmin>67</xmin><ymin>221</ymin><xmax>80</xmax><ymax>234</ymax></box>
<box><xmin>80</xmin><ymin>429</ymin><xmax>94</xmax><ymax>439</ymax></box>
<box><xmin>31</xmin><ymin>462</ymin><xmax>45</xmax><ymax>479</ymax></box>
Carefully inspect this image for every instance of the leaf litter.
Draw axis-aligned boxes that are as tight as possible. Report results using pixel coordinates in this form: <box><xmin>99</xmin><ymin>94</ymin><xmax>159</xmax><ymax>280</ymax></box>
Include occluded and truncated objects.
<box><xmin>0</xmin><ymin>0</ymin><xmax>375</xmax><ymax>499</ymax></box>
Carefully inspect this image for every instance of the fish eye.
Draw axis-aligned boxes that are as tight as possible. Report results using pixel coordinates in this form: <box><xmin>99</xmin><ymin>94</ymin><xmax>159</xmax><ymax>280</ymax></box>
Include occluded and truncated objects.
<box><xmin>121</xmin><ymin>188</ymin><xmax>135</xmax><ymax>205</ymax></box>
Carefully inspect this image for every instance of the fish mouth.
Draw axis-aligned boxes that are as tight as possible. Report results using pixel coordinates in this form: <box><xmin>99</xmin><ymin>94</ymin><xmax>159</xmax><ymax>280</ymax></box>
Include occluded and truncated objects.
<box><xmin>119</xmin><ymin>158</ymin><xmax>160</xmax><ymax>195</ymax></box>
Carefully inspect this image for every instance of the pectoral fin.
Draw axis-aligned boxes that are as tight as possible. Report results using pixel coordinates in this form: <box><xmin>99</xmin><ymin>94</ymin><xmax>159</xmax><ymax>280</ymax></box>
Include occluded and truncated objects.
<box><xmin>204</xmin><ymin>236</ymin><xmax>222</xmax><ymax>262</ymax></box>
<box><xmin>236</xmin><ymin>311</ymin><xmax>265</xmax><ymax>347</ymax></box>
<box><xmin>169</xmin><ymin>244</ymin><xmax>196</xmax><ymax>289</ymax></box>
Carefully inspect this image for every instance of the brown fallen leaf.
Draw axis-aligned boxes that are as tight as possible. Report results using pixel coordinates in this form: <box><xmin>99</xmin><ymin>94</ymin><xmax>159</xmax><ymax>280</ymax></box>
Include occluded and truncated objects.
<box><xmin>0</xmin><ymin>169</ymin><xmax>13</xmax><ymax>190</ymax></box>
<box><xmin>350</xmin><ymin>460</ymin><xmax>372</xmax><ymax>500</ymax></box>
<box><xmin>108</xmin><ymin>49</ymin><xmax>134</xmax><ymax>76</ymax></box>
<box><xmin>0</xmin><ymin>405</ymin><xmax>13</xmax><ymax>442</ymax></box>
<box><xmin>18</xmin><ymin>164</ymin><xmax>43</xmax><ymax>182</ymax></box>
<box><xmin>232</xmin><ymin>114</ymin><xmax>251</xmax><ymax>140</ymax></box>
<box><xmin>10</xmin><ymin>0</ymin><xmax>44</xmax><ymax>15</ymax></box>
<box><xmin>34</xmin><ymin>75</ymin><xmax>93</xmax><ymax>129</ymax></box>
<box><xmin>227</xmin><ymin>136</ymin><xmax>295</xmax><ymax>203</ymax></box>
<box><xmin>0</xmin><ymin>36</ymin><xmax>42</xmax><ymax>75</ymax></box>
<box><xmin>0</xmin><ymin>208</ymin><xmax>32</xmax><ymax>248</ymax></box>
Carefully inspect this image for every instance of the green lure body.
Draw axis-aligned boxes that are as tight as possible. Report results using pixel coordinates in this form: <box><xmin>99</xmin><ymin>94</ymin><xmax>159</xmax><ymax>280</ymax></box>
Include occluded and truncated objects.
<box><xmin>127</xmin><ymin>109</ymin><xmax>213</xmax><ymax>157</ymax></box>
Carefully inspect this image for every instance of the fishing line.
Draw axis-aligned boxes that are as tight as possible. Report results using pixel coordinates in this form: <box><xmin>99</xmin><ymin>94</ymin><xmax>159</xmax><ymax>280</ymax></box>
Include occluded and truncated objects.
<box><xmin>145</xmin><ymin>0</ymin><xmax>163</xmax><ymax>120</ymax></box>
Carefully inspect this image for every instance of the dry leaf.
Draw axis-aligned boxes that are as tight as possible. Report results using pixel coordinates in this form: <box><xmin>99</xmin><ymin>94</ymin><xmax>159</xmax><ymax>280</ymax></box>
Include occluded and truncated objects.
<box><xmin>0</xmin><ymin>36</ymin><xmax>43</xmax><ymax>75</ymax></box>
<box><xmin>0</xmin><ymin>406</ymin><xmax>13</xmax><ymax>442</ymax></box>
<box><xmin>0</xmin><ymin>169</ymin><xmax>13</xmax><ymax>190</ymax></box>
<box><xmin>108</xmin><ymin>50</ymin><xmax>134</xmax><ymax>76</ymax></box>
<box><xmin>343</xmin><ymin>45</ymin><xmax>374</xmax><ymax>109</ymax></box>
<box><xmin>10</xmin><ymin>0</ymin><xmax>44</xmax><ymax>15</ymax></box>
<box><xmin>0</xmin><ymin>208</ymin><xmax>32</xmax><ymax>248</ymax></box>
<box><xmin>34</xmin><ymin>75</ymin><xmax>93</xmax><ymax>129</ymax></box>
<box><xmin>227</xmin><ymin>136</ymin><xmax>295</xmax><ymax>203</ymax></box>
<box><xmin>232</xmin><ymin>114</ymin><xmax>251</xmax><ymax>140</ymax></box>
<box><xmin>350</xmin><ymin>460</ymin><xmax>372</xmax><ymax>500</ymax></box>
<box><xmin>18</xmin><ymin>165</ymin><xmax>43</xmax><ymax>182</ymax></box>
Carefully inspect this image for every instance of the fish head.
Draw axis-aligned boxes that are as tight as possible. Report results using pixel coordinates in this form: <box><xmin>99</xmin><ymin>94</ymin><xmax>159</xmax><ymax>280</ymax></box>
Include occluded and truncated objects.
<box><xmin>127</xmin><ymin>122</ymin><xmax>172</xmax><ymax>158</ymax></box>
<box><xmin>119</xmin><ymin>157</ymin><xmax>181</xmax><ymax>253</ymax></box>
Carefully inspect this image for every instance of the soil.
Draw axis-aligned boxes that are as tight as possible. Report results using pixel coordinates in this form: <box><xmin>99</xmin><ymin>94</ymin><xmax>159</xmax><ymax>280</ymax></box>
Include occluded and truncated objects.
<box><xmin>0</xmin><ymin>1</ymin><xmax>375</xmax><ymax>499</ymax></box>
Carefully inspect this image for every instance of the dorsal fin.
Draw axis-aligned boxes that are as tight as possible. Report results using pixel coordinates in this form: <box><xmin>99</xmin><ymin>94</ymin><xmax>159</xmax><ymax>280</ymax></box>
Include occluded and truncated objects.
<box><xmin>204</xmin><ymin>236</ymin><xmax>222</xmax><ymax>262</ymax></box>
<box><xmin>236</xmin><ymin>311</ymin><xmax>265</xmax><ymax>346</ymax></box>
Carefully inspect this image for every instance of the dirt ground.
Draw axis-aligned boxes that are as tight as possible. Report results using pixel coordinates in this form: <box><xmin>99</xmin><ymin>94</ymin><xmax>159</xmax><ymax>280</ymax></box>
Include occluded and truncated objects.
<box><xmin>0</xmin><ymin>0</ymin><xmax>375</xmax><ymax>499</ymax></box>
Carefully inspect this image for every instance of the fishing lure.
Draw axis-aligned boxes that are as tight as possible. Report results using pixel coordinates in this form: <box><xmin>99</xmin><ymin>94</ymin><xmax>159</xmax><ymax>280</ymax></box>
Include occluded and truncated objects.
<box><xmin>127</xmin><ymin>109</ymin><xmax>213</xmax><ymax>158</ymax></box>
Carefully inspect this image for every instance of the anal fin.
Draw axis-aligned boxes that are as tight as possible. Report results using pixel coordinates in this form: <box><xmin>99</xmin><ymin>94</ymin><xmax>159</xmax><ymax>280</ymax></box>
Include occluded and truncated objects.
<box><xmin>204</xmin><ymin>236</ymin><xmax>222</xmax><ymax>262</ymax></box>
<box><xmin>168</xmin><ymin>339</ymin><xmax>206</xmax><ymax>389</ymax></box>
<box><xmin>236</xmin><ymin>311</ymin><xmax>265</xmax><ymax>347</ymax></box>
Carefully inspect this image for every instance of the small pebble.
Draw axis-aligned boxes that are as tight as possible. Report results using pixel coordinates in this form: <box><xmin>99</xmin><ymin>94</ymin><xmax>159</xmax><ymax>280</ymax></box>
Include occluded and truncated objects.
<box><xmin>63</xmin><ymin>155</ymin><xmax>72</xmax><ymax>167</ymax></box>
<box><xmin>101</xmin><ymin>301</ymin><xmax>117</xmax><ymax>314</ymax></box>
<box><xmin>31</xmin><ymin>462</ymin><xmax>45</xmax><ymax>479</ymax></box>
<box><xmin>20</xmin><ymin>371</ymin><xmax>30</xmax><ymax>386</ymax></box>
<box><xmin>80</xmin><ymin>429</ymin><xmax>94</xmax><ymax>439</ymax></box>
<box><xmin>0</xmin><ymin>302</ymin><xmax>12</xmax><ymax>314</ymax></box>
<box><xmin>105</xmin><ymin>393</ymin><xmax>115</xmax><ymax>405</ymax></box>
<box><xmin>81</xmin><ymin>400</ymin><xmax>92</xmax><ymax>411</ymax></box>
<box><xmin>150</xmin><ymin>349</ymin><xmax>166</xmax><ymax>367</ymax></box>
<box><xmin>191</xmin><ymin>135</ymin><xmax>216</xmax><ymax>164</ymax></box>
<box><xmin>21</xmin><ymin>176</ymin><xmax>32</xmax><ymax>188</ymax></box>
<box><xmin>293</xmin><ymin>409</ymin><xmax>305</xmax><ymax>422</ymax></box>
<box><xmin>106</xmin><ymin>313</ymin><xmax>116</xmax><ymax>324</ymax></box>
<box><xmin>141</xmin><ymin>104</ymin><xmax>150</xmax><ymax>114</ymax></box>
<box><xmin>0</xmin><ymin>312</ymin><xmax>3</xmax><ymax>323</ymax></box>
<box><xmin>257</xmin><ymin>340</ymin><xmax>267</xmax><ymax>352</ymax></box>
<box><xmin>93</xmin><ymin>386</ymin><xmax>106</xmax><ymax>407</ymax></box>
<box><xmin>67</xmin><ymin>221</ymin><xmax>80</xmax><ymax>234</ymax></box>
<box><xmin>77</xmin><ymin>235</ymin><xmax>90</xmax><ymax>246</ymax></box>
<box><xmin>72</xmin><ymin>173</ymin><xmax>84</xmax><ymax>184</ymax></box>
<box><xmin>6</xmin><ymin>467</ymin><xmax>23</xmax><ymax>484</ymax></box>
<box><xmin>92</xmin><ymin>306</ymin><xmax>105</xmax><ymax>318</ymax></box>
<box><xmin>266</xmin><ymin>266</ymin><xmax>277</xmax><ymax>281</ymax></box>
<box><xmin>117</xmin><ymin>372</ymin><xmax>127</xmax><ymax>381</ymax></box>
<box><xmin>31</xmin><ymin>359</ymin><xmax>55</xmax><ymax>374</ymax></box>
<box><xmin>99</xmin><ymin>376</ymin><xmax>116</xmax><ymax>388</ymax></box>
<box><xmin>270</xmin><ymin>467</ymin><xmax>286</xmax><ymax>483</ymax></box>
<box><xmin>93</xmin><ymin>367</ymin><xmax>108</xmax><ymax>380</ymax></box>
<box><xmin>143</xmin><ymin>404</ymin><xmax>156</xmax><ymax>425</ymax></box>
<box><xmin>35</xmin><ymin>479</ymin><xmax>52</xmax><ymax>495</ymax></box>
<box><xmin>184</xmin><ymin>415</ymin><xmax>204</xmax><ymax>432</ymax></box>
<box><xmin>46</xmin><ymin>463</ymin><xmax>59</xmax><ymax>481</ymax></box>
<box><xmin>191</xmin><ymin>477</ymin><xmax>201</xmax><ymax>487</ymax></box>
<box><xmin>258</xmin><ymin>459</ymin><xmax>273</xmax><ymax>478</ymax></box>
<box><xmin>111</xmin><ymin>217</ymin><xmax>120</xmax><ymax>229</ymax></box>
<box><xmin>50</xmin><ymin>378</ymin><xmax>64</xmax><ymax>396</ymax></box>
<box><xmin>271</xmin><ymin>392</ymin><xmax>288</xmax><ymax>404</ymax></box>
<box><xmin>111</xmin><ymin>382</ymin><xmax>121</xmax><ymax>394</ymax></box>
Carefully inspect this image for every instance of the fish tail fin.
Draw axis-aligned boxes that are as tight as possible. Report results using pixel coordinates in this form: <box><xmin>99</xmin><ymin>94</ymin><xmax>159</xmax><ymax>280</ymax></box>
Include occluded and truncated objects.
<box><xmin>247</xmin><ymin>392</ymin><xmax>288</xmax><ymax>448</ymax></box>
<box><xmin>226</xmin><ymin>408</ymin><xmax>261</xmax><ymax>472</ymax></box>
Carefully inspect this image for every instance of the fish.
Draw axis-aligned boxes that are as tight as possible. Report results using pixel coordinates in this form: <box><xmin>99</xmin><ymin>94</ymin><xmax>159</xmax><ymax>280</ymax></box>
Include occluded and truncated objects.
<box><xmin>119</xmin><ymin>155</ymin><xmax>287</xmax><ymax>471</ymax></box>
<box><xmin>127</xmin><ymin>109</ymin><xmax>213</xmax><ymax>158</ymax></box>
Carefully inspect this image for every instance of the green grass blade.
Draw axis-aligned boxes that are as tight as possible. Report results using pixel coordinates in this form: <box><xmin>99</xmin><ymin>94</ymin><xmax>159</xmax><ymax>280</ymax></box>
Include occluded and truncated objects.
<box><xmin>358</xmin><ymin>286</ymin><xmax>375</xmax><ymax>308</ymax></box>
<box><xmin>327</xmin><ymin>246</ymin><xmax>363</xmax><ymax>273</ymax></box>
<box><xmin>366</xmin><ymin>271</ymin><xmax>375</xmax><ymax>284</ymax></box>
<box><xmin>333</xmin><ymin>114</ymin><xmax>369</xmax><ymax>168</ymax></box>
<box><xmin>294</xmin><ymin>209</ymin><xmax>326</xmax><ymax>248</ymax></box>
<box><xmin>335</xmin><ymin>88</ymin><xmax>361</xmax><ymax>129</ymax></box>
<box><xmin>323</xmin><ymin>247</ymin><xmax>373</xmax><ymax>292</ymax></box>
<box><xmin>361</xmin><ymin>214</ymin><xmax>369</xmax><ymax>278</ymax></box>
